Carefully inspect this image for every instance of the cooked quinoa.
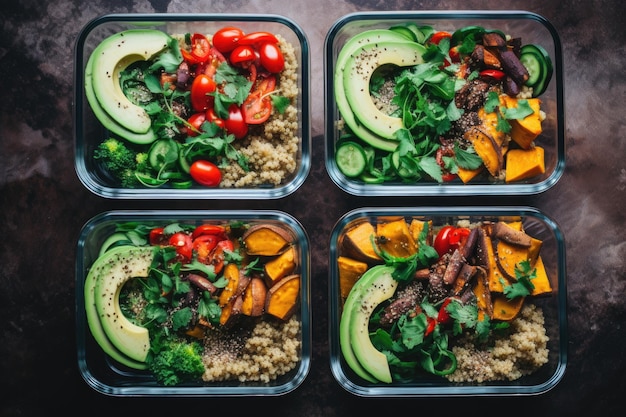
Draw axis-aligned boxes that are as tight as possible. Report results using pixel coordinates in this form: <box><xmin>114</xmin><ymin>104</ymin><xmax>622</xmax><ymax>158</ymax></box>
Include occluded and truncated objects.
<box><xmin>201</xmin><ymin>316</ymin><xmax>301</xmax><ymax>383</ymax></box>
<box><xmin>446</xmin><ymin>303</ymin><xmax>549</xmax><ymax>383</ymax></box>
<box><xmin>219</xmin><ymin>34</ymin><xmax>300</xmax><ymax>188</ymax></box>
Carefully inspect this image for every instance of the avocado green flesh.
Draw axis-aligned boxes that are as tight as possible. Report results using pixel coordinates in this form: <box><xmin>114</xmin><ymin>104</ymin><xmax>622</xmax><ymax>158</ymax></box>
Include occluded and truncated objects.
<box><xmin>343</xmin><ymin>40</ymin><xmax>426</xmax><ymax>140</ymax></box>
<box><xmin>340</xmin><ymin>265</ymin><xmax>397</xmax><ymax>383</ymax></box>
<box><xmin>87</xmin><ymin>245</ymin><xmax>155</xmax><ymax>364</ymax></box>
<box><xmin>339</xmin><ymin>265</ymin><xmax>393</xmax><ymax>383</ymax></box>
<box><xmin>88</xmin><ymin>29</ymin><xmax>170</xmax><ymax>136</ymax></box>
<box><xmin>335</xmin><ymin>30</ymin><xmax>409</xmax><ymax>152</ymax></box>
<box><xmin>85</xmin><ymin>51</ymin><xmax>157</xmax><ymax>145</ymax></box>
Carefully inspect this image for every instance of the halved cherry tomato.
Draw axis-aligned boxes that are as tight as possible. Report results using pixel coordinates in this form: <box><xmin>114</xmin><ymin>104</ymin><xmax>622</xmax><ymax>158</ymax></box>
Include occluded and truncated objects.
<box><xmin>208</xmin><ymin>239</ymin><xmax>234</xmax><ymax>274</ymax></box>
<box><xmin>442</xmin><ymin>173</ymin><xmax>457</xmax><ymax>182</ymax></box>
<box><xmin>190</xmin><ymin>33</ymin><xmax>212</xmax><ymax>62</ymax></box>
<box><xmin>191</xmin><ymin>224</ymin><xmax>226</xmax><ymax>239</ymax></box>
<box><xmin>437</xmin><ymin>297</ymin><xmax>455</xmax><ymax>324</ymax></box>
<box><xmin>181</xmin><ymin>48</ymin><xmax>201</xmax><ymax>65</ymax></box>
<box><xmin>190</xmin><ymin>74</ymin><xmax>217</xmax><ymax>112</ymax></box>
<box><xmin>206</xmin><ymin>107</ymin><xmax>225</xmax><ymax>129</ymax></box>
<box><xmin>258</xmin><ymin>42</ymin><xmax>284</xmax><ymax>73</ymax></box>
<box><xmin>196</xmin><ymin>48</ymin><xmax>226</xmax><ymax>78</ymax></box>
<box><xmin>238</xmin><ymin>31</ymin><xmax>279</xmax><ymax>46</ymax></box>
<box><xmin>186</xmin><ymin>112</ymin><xmax>206</xmax><ymax>137</ymax></box>
<box><xmin>449</xmin><ymin>45</ymin><xmax>461</xmax><ymax>63</ymax></box>
<box><xmin>189</xmin><ymin>160</ymin><xmax>222</xmax><ymax>187</ymax></box>
<box><xmin>247</xmin><ymin>64</ymin><xmax>258</xmax><ymax>84</ymax></box>
<box><xmin>429</xmin><ymin>31</ymin><xmax>452</xmax><ymax>45</ymax></box>
<box><xmin>149</xmin><ymin>227</ymin><xmax>167</xmax><ymax>246</ymax></box>
<box><xmin>242</xmin><ymin>92</ymin><xmax>272</xmax><ymax>124</ymax></box>
<box><xmin>169</xmin><ymin>232</ymin><xmax>193</xmax><ymax>260</ymax></box>
<box><xmin>479</xmin><ymin>69</ymin><xmax>506</xmax><ymax>81</ymax></box>
<box><xmin>211</xmin><ymin>26</ymin><xmax>244</xmax><ymax>53</ymax></box>
<box><xmin>224</xmin><ymin>104</ymin><xmax>248</xmax><ymax>139</ymax></box>
<box><xmin>449</xmin><ymin>227</ymin><xmax>470</xmax><ymax>248</ymax></box>
<box><xmin>229</xmin><ymin>45</ymin><xmax>256</xmax><ymax>67</ymax></box>
<box><xmin>193</xmin><ymin>234</ymin><xmax>221</xmax><ymax>262</ymax></box>
<box><xmin>242</xmin><ymin>75</ymin><xmax>276</xmax><ymax>124</ymax></box>
<box><xmin>425</xmin><ymin>317</ymin><xmax>437</xmax><ymax>336</ymax></box>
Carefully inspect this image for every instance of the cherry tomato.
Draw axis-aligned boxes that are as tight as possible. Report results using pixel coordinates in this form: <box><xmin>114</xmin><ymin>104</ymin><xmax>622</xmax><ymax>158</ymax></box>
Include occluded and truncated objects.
<box><xmin>433</xmin><ymin>225</ymin><xmax>456</xmax><ymax>257</ymax></box>
<box><xmin>224</xmin><ymin>104</ymin><xmax>248</xmax><ymax>139</ymax></box>
<box><xmin>190</xmin><ymin>74</ymin><xmax>217</xmax><ymax>112</ymax></box>
<box><xmin>169</xmin><ymin>232</ymin><xmax>193</xmax><ymax>260</ymax></box>
<box><xmin>149</xmin><ymin>227</ymin><xmax>167</xmax><ymax>246</ymax></box>
<box><xmin>238</xmin><ymin>31</ymin><xmax>279</xmax><ymax>46</ymax></box>
<box><xmin>190</xmin><ymin>33</ymin><xmax>212</xmax><ymax>61</ymax></box>
<box><xmin>429</xmin><ymin>31</ymin><xmax>452</xmax><ymax>45</ymax></box>
<box><xmin>242</xmin><ymin>75</ymin><xmax>276</xmax><ymax>124</ymax></box>
<box><xmin>192</xmin><ymin>224</ymin><xmax>226</xmax><ymax>239</ymax></box>
<box><xmin>211</xmin><ymin>26</ymin><xmax>244</xmax><ymax>53</ymax></box>
<box><xmin>258</xmin><ymin>42</ymin><xmax>284</xmax><ymax>73</ymax></box>
<box><xmin>229</xmin><ymin>45</ymin><xmax>257</xmax><ymax>67</ymax></box>
<box><xmin>206</xmin><ymin>107</ymin><xmax>225</xmax><ymax>129</ymax></box>
<box><xmin>186</xmin><ymin>112</ymin><xmax>206</xmax><ymax>136</ymax></box>
<box><xmin>442</xmin><ymin>172</ymin><xmax>458</xmax><ymax>182</ymax></box>
<box><xmin>189</xmin><ymin>160</ymin><xmax>222</xmax><ymax>187</ymax></box>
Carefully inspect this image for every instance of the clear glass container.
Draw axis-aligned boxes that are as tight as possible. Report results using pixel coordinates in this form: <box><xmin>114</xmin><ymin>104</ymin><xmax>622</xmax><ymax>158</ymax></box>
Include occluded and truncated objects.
<box><xmin>328</xmin><ymin>206</ymin><xmax>567</xmax><ymax>396</ymax></box>
<box><xmin>76</xmin><ymin>210</ymin><xmax>310</xmax><ymax>396</ymax></box>
<box><xmin>74</xmin><ymin>14</ymin><xmax>310</xmax><ymax>199</ymax></box>
<box><xmin>325</xmin><ymin>11</ymin><xmax>564</xmax><ymax>195</ymax></box>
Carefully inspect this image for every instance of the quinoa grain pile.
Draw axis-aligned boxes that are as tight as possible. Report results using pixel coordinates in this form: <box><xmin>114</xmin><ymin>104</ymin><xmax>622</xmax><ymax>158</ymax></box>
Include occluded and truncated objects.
<box><xmin>446</xmin><ymin>303</ymin><xmax>549</xmax><ymax>383</ymax></box>
<box><xmin>220</xmin><ymin>35</ymin><xmax>300</xmax><ymax>188</ymax></box>
<box><xmin>201</xmin><ymin>316</ymin><xmax>301</xmax><ymax>383</ymax></box>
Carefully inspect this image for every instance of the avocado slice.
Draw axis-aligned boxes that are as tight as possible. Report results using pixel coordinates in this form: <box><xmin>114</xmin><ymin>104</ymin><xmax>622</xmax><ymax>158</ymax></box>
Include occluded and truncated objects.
<box><xmin>85</xmin><ymin>50</ymin><xmax>157</xmax><ymax>145</ymax></box>
<box><xmin>334</xmin><ymin>30</ymin><xmax>409</xmax><ymax>152</ymax></box>
<box><xmin>343</xmin><ymin>40</ymin><xmax>426</xmax><ymax>140</ymax></box>
<box><xmin>87</xmin><ymin>29</ymin><xmax>171</xmax><ymax>137</ymax></box>
<box><xmin>339</xmin><ymin>265</ymin><xmax>393</xmax><ymax>382</ymax></box>
<box><xmin>341</xmin><ymin>264</ymin><xmax>398</xmax><ymax>383</ymax></box>
<box><xmin>87</xmin><ymin>245</ymin><xmax>156</xmax><ymax>364</ymax></box>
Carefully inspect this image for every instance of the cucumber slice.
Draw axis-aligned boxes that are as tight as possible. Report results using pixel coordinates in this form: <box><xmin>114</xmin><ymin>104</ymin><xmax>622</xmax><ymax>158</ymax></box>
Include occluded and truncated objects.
<box><xmin>391</xmin><ymin>151</ymin><xmax>419</xmax><ymax>179</ymax></box>
<box><xmin>148</xmin><ymin>138</ymin><xmax>179</xmax><ymax>171</ymax></box>
<box><xmin>336</xmin><ymin>141</ymin><xmax>367</xmax><ymax>178</ymax></box>
<box><xmin>520</xmin><ymin>44</ymin><xmax>553</xmax><ymax>97</ymax></box>
<box><xmin>451</xmin><ymin>25</ymin><xmax>485</xmax><ymax>45</ymax></box>
<box><xmin>389</xmin><ymin>25</ymin><xmax>417</xmax><ymax>42</ymax></box>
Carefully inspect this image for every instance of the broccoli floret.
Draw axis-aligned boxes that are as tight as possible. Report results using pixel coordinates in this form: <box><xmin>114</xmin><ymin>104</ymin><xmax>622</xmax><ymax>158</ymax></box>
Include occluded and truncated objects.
<box><xmin>93</xmin><ymin>138</ymin><xmax>143</xmax><ymax>187</ymax></box>
<box><xmin>146</xmin><ymin>335</ymin><xmax>205</xmax><ymax>386</ymax></box>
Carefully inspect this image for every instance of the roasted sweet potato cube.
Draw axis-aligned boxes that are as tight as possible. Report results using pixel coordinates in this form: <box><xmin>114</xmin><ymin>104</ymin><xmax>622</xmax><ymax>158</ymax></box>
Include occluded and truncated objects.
<box><xmin>265</xmin><ymin>274</ymin><xmax>300</xmax><ymax>321</ymax></box>
<box><xmin>264</xmin><ymin>245</ymin><xmax>297</xmax><ymax>287</ymax></box>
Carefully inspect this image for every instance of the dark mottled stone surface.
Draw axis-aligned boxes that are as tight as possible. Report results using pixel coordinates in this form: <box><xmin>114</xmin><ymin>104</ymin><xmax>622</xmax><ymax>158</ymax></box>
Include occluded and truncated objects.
<box><xmin>1</xmin><ymin>0</ymin><xmax>624</xmax><ymax>415</ymax></box>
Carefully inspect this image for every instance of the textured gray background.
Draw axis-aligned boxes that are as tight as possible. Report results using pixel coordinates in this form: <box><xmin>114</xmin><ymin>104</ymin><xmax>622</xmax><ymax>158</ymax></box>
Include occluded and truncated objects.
<box><xmin>1</xmin><ymin>0</ymin><xmax>624</xmax><ymax>415</ymax></box>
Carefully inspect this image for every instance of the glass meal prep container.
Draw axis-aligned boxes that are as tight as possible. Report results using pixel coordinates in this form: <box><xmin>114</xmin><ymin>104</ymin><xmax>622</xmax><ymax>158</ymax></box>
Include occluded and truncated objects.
<box><xmin>324</xmin><ymin>11</ymin><xmax>564</xmax><ymax>196</ymax></box>
<box><xmin>74</xmin><ymin>14</ymin><xmax>310</xmax><ymax>199</ymax></box>
<box><xmin>328</xmin><ymin>206</ymin><xmax>567</xmax><ymax>396</ymax></box>
<box><xmin>76</xmin><ymin>210</ymin><xmax>311</xmax><ymax>396</ymax></box>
